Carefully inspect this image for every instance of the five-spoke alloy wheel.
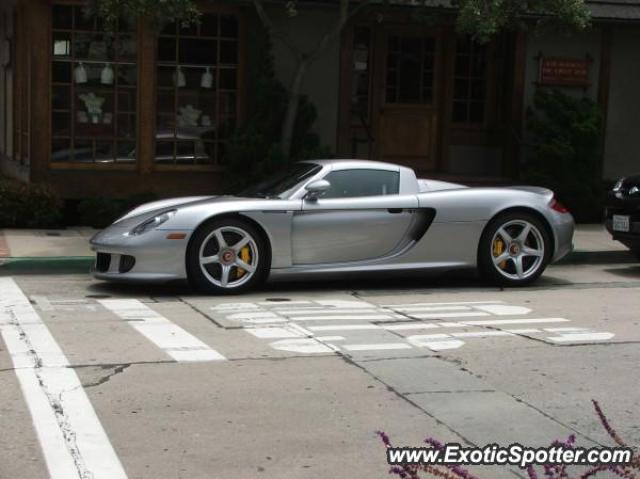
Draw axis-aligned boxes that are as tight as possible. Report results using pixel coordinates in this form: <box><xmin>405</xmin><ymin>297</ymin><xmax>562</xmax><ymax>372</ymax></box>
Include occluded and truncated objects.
<box><xmin>187</xmin><ymin>218</ymin><xmax>268</xmax><ymax>294</ymax></box>
<box><xmin>479</xmin><ymin>212</ymin><xmax>551</xmax><ymax>286</ymax></box>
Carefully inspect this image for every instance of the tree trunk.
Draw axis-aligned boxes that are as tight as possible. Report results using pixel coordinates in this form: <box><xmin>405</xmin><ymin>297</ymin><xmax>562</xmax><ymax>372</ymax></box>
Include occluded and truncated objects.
<box><xmin>280</xmin><ymin>60</ymin><xmax>307</xmax><ymax>160</ymax></box>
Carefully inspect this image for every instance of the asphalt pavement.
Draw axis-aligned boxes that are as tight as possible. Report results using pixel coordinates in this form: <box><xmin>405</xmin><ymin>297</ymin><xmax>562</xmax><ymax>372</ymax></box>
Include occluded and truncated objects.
<box><xmin>1</xmin><ymin>256</ymin><xmax>639</xmax><ymax>479</ymax></box>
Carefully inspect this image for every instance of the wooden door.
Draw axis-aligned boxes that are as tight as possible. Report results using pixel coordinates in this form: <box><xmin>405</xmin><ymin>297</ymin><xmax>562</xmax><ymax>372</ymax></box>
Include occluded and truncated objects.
<box><xmin>374</xmin><ymin>28</ymin><xmax>441</xmax><ymax>170</ymax></box>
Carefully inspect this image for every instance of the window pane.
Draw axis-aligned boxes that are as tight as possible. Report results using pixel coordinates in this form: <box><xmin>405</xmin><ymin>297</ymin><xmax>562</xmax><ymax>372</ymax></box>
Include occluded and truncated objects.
<box><xmin>53</xmin><ymin>5</ymin><xmax>73</xmax><ymax>30</ymax></box>
<box><xmin>201</xmin><ymin>14</ymin><xmax>218</xmax><ymax>37</ymax></box>
<box><xmin>323</xmin><ymin>169</ymin><xmax>400</xmax><ymax>198</ymax></box>
<box><xmin>52</xmin><ymin>61</ymin><xmax>72</xmax><ymax>83</ymax></box>
<box><xmin>51</xmin><ymin>139</ymin><xmax>71</xmax><ymax>163</ymax></box>
<box><xmin>451</xmin><ymin>36</ymin><xmax>487</xmax><ymax>124</ymax></box>
<box><xmin>386</xmin><ymin>35</ymin><xmax>434</xmax><ymax>105</ymax></box>
<box><xmin>220</xmin><ymin>15</ymin><xmax>238</xmax><ymax>38</ymax></box>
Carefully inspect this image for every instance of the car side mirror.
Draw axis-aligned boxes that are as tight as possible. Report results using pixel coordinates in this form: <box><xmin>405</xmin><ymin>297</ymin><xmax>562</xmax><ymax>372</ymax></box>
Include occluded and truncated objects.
<box><xmin>304</xmin><ymin>179</ymin><xmax>331</xmax><ymax>201</ymax></box>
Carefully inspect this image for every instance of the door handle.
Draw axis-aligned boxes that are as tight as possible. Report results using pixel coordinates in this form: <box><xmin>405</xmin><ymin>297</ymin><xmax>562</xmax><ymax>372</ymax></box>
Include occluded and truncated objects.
<box><xmin>387</xmin><ymin>208</ymin><xmax>403</xmax><ymax>214</ymax></box>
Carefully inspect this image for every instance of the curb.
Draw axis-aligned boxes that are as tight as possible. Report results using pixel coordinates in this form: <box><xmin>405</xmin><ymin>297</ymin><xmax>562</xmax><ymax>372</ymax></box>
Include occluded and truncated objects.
<box><xmin>0</xmin><ymin>257</ymin><xmax>94</xmax><ymax>275</ymax></box>
<box><xmin>558</xmin><ymin>250</ymin><xmax>636</xmax><ymax>265</ymax></box>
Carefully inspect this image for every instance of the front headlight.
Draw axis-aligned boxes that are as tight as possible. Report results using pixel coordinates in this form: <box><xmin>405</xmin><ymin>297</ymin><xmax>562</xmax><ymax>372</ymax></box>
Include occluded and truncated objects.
<box><xmin>612</xmin><ymin>178</ymin><xmax>625</xmax><ymax>192</ymax></box>
<box><xmin>130</xmin><ymin>210</ymin><xmax>176</xmax><ymax>236</ymax></box>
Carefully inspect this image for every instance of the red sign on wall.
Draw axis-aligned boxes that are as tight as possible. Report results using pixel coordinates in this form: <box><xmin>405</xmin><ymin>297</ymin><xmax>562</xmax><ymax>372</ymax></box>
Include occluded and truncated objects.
<box><xmin>538</xmin><ymin>57</ymin><xmax>591</xmax><ymax>87</ymax></box>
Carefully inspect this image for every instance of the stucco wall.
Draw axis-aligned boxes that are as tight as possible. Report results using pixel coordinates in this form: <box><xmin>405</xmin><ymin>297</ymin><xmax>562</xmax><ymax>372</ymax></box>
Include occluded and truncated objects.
<box><xmin>603</xmin><ymin>27</ymin><xmax>640</xmax><ymax>179</ymax></box>
<box><xmin>521</xmin><ymin>27</ymin><xmax>603</xmax><ymax>170</ymax></box>
<box><xmin>266</xmin><ymin>4</ymin><xmax>341</xmax><ymax>153</ymax></box>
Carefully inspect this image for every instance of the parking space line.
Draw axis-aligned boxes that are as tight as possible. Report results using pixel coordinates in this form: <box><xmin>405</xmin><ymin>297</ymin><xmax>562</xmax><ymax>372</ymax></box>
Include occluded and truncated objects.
<box><xmin>100</xmin><ymin>299</ymin><xmax>225</xmax><ymax>362</ymax></box>
<box><xmin>0</xmin><ymin>278</ymin><xmax>128</xmax><ymax>479</ymax></box>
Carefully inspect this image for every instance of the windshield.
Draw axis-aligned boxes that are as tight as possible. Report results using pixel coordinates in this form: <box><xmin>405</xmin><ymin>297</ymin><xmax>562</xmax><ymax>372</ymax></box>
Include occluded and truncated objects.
<box><xmin>239</xmin><ymin>163</ymin><xmax>322</xmax><ymax>199</ymax></box>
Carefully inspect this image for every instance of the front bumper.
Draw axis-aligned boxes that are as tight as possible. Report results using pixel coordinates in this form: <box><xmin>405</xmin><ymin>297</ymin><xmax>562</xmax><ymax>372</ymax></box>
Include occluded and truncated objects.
<box><xmin>90</xmin><ymin>228</ymin><xmax>192</xmax><ymax>283</ymax></box>
<box><xmin>604</xmin><ymin>195</ymin><xmax>640</xmax><ymax>250</ymax></box>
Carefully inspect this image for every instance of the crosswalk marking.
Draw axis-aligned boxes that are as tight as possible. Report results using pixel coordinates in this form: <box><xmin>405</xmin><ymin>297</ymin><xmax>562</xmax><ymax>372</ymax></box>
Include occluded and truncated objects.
<box><xmin>342</xmin><ymin>343</ymin><xmax>412</xmax><ymax>351</ymax></box>
<box><xmin>0</xmin><ymin>278</ymin><xmax>128</xmax><ymax>479</ymax></box>
<box><xmin>99</xmin><ymin>299</ymin><xmax>226</xmax><ymax>362</ymax></box>
<box><xmin>213</xmin><ymin>298</ymin><xmax>615</xmax><ymax>354</ymax></box>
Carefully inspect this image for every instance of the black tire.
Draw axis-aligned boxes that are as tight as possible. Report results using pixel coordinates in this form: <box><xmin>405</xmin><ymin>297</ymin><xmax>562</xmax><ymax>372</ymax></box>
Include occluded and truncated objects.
<box><xmin>478</xmin><ymin>211</ymin><xmax>552</xmax><ymax>287</ymax></box>
<box><xmin>186</xmin><ymin>217</ymin><xmax>269</xmax><ymax>294</ymax></box>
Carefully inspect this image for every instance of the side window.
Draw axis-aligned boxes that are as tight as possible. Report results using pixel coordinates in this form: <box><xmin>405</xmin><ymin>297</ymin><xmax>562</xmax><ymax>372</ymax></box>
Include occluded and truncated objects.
<box><xmin>322</xmin><ymin>169</ymin><xmax>400</xmax><ymax>199</ymax></box>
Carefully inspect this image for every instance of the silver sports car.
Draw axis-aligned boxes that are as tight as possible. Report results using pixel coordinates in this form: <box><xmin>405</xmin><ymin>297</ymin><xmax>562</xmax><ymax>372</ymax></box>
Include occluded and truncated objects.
<box><xmin>90</xmin><ymin>159</ymin><xmax>574</xmax><ymax>293</ymax></box>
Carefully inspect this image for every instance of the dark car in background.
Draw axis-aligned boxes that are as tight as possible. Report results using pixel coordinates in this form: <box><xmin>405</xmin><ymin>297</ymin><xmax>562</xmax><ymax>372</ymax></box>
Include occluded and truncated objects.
<box><xmin>605</xmin><ymin>175</ymin><xmax>640</xmax><ymax>259</ymax></box>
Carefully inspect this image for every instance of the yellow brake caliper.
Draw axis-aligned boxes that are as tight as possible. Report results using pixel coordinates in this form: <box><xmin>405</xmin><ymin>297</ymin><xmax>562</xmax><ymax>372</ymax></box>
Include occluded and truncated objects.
<box><xmin>493</xmin><ymin>237</ymin><xmax>506</xmax><ymax>269</ymax></box>
<box><xmin>236</xmin><ymin>246</ymin><xmax>251</xmax><ymax>278</ymax></box>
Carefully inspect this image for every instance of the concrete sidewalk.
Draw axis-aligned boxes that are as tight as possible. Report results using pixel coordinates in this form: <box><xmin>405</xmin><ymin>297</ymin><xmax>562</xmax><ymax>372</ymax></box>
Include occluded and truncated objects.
<box><xmin>0</xmin><ymin>227</ymin><xmax>97</xmax><ymax>274</ymax></box>
<box><xmin>0</xmin><ymin>224</ymin><xmax>634</xmax><ymax>274</ymax></box>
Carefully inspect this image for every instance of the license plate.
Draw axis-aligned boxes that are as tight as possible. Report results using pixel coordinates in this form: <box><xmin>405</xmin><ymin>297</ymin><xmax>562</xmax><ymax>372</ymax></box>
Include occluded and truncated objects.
<box><xmin>613</xmin><ymin>215</ymin><xmax>630</xmax><ymax>232</ymax></box>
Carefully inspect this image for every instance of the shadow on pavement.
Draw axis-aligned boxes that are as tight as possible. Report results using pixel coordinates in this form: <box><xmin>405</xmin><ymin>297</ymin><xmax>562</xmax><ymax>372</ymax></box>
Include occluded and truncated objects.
<box><xmin>85</xmin><ymin>269</ymin><xmax>572</xmax><ymax>298</ymax></box>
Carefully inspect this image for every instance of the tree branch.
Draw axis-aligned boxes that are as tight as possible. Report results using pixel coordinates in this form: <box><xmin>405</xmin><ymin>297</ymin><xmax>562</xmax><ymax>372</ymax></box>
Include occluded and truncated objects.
<box><xmin>252</xmin><ymin>0</ymin><xmax>303</xmax><ymax>60</ymax></box>
<box><xmin>307</xmin><ymin>0</ymin><xmax>373</xmax><ymax>63</ymax></box>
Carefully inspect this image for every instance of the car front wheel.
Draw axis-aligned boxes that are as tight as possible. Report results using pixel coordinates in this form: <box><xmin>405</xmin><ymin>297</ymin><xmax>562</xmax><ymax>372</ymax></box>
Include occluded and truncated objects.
<box><xmin>187</xmin><ymin>218</ymin><xmax>268</xmax><ymax>294</ymax></box>
<box><xmin>478</xmin><ymin>212</ymin><xmax>551</xmax><ymax>287</ymax></box>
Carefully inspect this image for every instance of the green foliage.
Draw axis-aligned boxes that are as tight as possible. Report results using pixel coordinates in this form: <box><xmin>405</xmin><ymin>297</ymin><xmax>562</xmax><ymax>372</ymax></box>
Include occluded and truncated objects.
<box><xmin>454</xmin><ymin>0</ymin><xmax>591</xmax><ymax>42</ymax></box>
<box><xmin>0</xmin><ymin>178</ymin><xmax>63</xmax><ymax>228</ymax></box>
<box><xmin>523</xmin><ymin>89</ymin><xmax>604</xmax><ymax>222</ymax></box>
<box><xmin>222</xmin><ymin>23</ymin><xmax>330</xmax><ymax>193</ymax></box>
<box><xmin>76</xmin><ymin>192</ymin><xmax>158</xmax><ymax>228</ymax></box>
<box><xmin>85</xmin><ymin>0</ymin><xmax>200</xmax><ymax>32</ymax></box>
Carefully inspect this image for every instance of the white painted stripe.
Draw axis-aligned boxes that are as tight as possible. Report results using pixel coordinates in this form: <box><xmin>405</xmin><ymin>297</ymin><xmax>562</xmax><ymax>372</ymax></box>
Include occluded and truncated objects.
<box><xmin>0</xmin><ymin>278</ymin><xmax>128</xmax><ymax>479</ymax></box>
<box><xmin>544</xmin><ymin>327</ymin><xmax>588</xmax><ymax>332</ymax></box>
<box><xmin>315</xmin><ymin>336</ymin><xmax>345</xmax><ymax>341</ymax></box>
<box><xmin>381</xmin><ymin>301</ymin><xmax>504</xmax><ymax>308</ymax></box>
<box><xmin>412</xmin><ymin>312</ymin><xmax>490</xmax><ymax>319</ymax></box>
<box><xmin>100</xmin><ymin>299</ymin><xmax>225</xmax><ymax>362</ymax></box>
<box><xmin>308</xmin><ymin>324</ymin><xmax>381</xmax><ymax>331</ymax></box>
<box><xmin>257</xmin><ymin>301</ymin><xmax>312</xmax><ymax>306</ymax></box>
<box><xmin>548</xmin><ymin>332</ymin><xmax>614</xmax><ymax>342</ymax></box>
<box><xmin>460</xmin><ymin>317</ymin><xmax>570</xmax><ymax>326</ymax></box>
<box><xmin>504</xmin><ymin>328</ymin><xmax>541</xmax><ymax>334</ymax></box>
<box><xmin>287</xmin><ymin>323</ymin><xmax>315</xmax><ymax>337</ymax></box>
<box><xmin>438</xmin><ymin>322</ymin><xmax>467</xmax><ymax>328</ymax></box>
<box><xmin>273</xmin><ymin>308</ymin><xmax>378</xmax><ymax>315</ymax></box>
<box><xmin>291</xmin><ymin>314</ymin><xmax>396</xmax><ymax>321</ymax></box>
<box><xmin>211</xmin><ymin>303</ymin><xmax>261</xmax><ymax>310</ymax></box>
<box><xmin>342</xmin><ymin>343</ymin><xmax>413</xmax><ymax>351</ymax></box>
<box><xmin>382</xmin><ymin>323</ymin><xmax>440</xmax><ymax>331</ymax></box>
<box><xmin>451</xmin><ymin>331</ymin><xmax>514</xmax><ymax>338</ymax></box>
<box><xmin>385</xmin><ymin>306</ymin><xmax>472</xmax><ymax>312</ymax></box>
<box><xmin>473</xmin><ymin>304</ymin><xmax>531</xmax><ymax>316</ymax></box>
<box><xmin>245</xmin><ymin>327</ymin><xmax>305</xmax><ymax>339</ymax></box>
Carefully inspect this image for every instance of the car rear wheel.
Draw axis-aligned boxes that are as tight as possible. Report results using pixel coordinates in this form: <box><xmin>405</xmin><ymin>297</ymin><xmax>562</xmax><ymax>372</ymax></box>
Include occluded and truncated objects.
<box><xmin>478</xmin><ymin>212</ymin><xmax>551</xmax><ymax>287</ymax></box>
<box><xmin>187</xmin><ymin>218</ymin><xmax>268</xmax><ymax>294</ymax></box>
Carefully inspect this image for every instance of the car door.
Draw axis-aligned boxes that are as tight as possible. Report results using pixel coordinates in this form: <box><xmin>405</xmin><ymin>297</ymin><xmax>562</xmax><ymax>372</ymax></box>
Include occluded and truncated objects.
<box><xmin>291</xmin><ymin>168</ymin><xmax>419</xmax><ymax>265</ymax></box>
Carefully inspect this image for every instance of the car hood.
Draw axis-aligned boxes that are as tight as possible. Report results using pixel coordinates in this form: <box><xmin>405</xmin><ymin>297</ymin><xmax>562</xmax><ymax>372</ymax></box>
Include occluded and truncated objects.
<box><xmin>115</xmin><ymin>195</ymin><xmax>264</xmax><ymax>223</ymax></box>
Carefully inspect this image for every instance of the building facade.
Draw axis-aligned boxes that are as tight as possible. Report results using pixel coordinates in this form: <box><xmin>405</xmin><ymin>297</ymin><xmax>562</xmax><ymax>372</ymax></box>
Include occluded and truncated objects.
<box><xmin>0</xmin><ymin>0</ymin><xmax>639</xmax><ymax>199</ymax></box>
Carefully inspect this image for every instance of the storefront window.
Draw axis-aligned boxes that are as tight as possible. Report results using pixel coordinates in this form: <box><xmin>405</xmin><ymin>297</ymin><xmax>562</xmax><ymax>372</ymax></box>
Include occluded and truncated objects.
<box><xmin>51</xmin><ymin>4</ymin><xmax>137</xmax><ymax>165</ymax></box>
<box><xmin>452</xmin><ymin>36</ymin><xmax>487</xmax><ymax>124</ymax></box>
<box><xmin>156</xmin><ymin>13</ymin><xmax>239</xmax><ymax>166</ymax></box>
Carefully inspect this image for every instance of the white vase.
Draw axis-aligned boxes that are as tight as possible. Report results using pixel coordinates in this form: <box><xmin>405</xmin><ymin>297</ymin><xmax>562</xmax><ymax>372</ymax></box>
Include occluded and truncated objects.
<box><xmin>174</xmin><ymin>66</ymin><xmax>186</xmax><ymax>88</ymax></box>
<box><xmin>201</xmin><ymin>67</ymin><xmax>213</xmax><ymax>89</ymax></box>
<box><xmin>74</xmin><ymin>62</ymin><xmax>87</xmax><ymax>84</ymax></box>
<box><xmin>101</xmin><ymin>63</ymin><xmax>114</xmax><ymax>85</ymax></box>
